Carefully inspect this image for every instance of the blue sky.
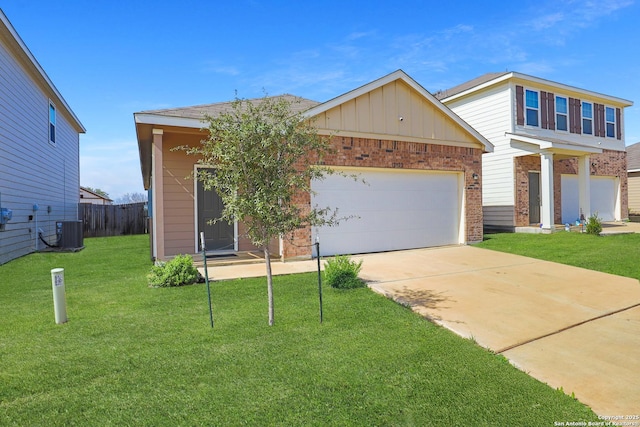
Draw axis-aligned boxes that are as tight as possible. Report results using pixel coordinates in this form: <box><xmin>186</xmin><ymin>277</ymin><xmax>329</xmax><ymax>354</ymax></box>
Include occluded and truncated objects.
<box><xmin>3</xmin><ymin>1</ymin><xmax>639</xmax><ymax>200</ymax></box>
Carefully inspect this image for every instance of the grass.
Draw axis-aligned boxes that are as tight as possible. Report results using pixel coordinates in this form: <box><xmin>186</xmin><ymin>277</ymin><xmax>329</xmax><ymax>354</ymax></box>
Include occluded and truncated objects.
<box><xmin>0</xmin><ymin>235</ymin><xmax>599</xmax><ymax>426</ymax></box>
<box><xmin>475</xmin><ymin>231</ymin><xmax>640</xmax><ymax>280</ymax></box>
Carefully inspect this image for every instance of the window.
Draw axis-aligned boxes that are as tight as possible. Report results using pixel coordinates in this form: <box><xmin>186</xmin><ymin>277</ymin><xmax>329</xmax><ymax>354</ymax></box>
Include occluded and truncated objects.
<box><xmin>605</xmin><ymin>106</ymin><xmax>616</xmax><ymax>138</ymax></box>
<box><xmin>49</xmin><ymin>101</ymin><xmax>56</xmax><ymax>144</ymax></box>
<box><xmin>556</xmin><ymin>96</ymin><xmax>568</xmax><ymax>131</ymax></box>
<box><xmin>582</xmin><ymin>101</ymin><xmax>593</xmax><ymax>135</ymax></box>
<box><xmin>525</xmin><ymin>90</ymin><xmax>539</xmax><ymax>126</ymax></box>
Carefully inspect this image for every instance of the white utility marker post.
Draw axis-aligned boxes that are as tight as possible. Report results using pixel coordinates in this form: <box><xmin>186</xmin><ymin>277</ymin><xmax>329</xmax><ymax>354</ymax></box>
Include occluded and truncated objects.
<box><xmin>51</xmin><ymin>268</ymin><xmax>68</xmax><ymax>324</ymax></box>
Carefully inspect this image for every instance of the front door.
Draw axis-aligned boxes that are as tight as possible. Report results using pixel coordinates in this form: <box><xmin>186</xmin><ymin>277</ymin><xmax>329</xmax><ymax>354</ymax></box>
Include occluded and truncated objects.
<box><xmin>197</xmin><ymin>172</ymin><xmax>234</xmax><ymax>251</ymax></box>
<box><xmin>528</xmin><ymin>172</ymin><xmax>541</xmax><ymax>224</ymax></box>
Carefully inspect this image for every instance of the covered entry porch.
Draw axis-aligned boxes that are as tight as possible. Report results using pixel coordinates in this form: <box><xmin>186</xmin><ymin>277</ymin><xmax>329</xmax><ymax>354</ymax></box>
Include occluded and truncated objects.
<box><xmin>510</xmin><ymin>133</ymin><xmax>610</xmax><ymax>230</ymax></box>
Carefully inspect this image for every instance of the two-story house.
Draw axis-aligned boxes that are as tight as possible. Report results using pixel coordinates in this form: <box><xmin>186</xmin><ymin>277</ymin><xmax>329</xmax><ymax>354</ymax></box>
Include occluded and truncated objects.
<box><xmin>0</xmin><ymin>9</ymin><xmax>85</xmax><ymax>264</ymax></box>
<box><xmin>437</xmin><ymin>72</ymin><xmax>632</xmax><ymax>231</ymax></box>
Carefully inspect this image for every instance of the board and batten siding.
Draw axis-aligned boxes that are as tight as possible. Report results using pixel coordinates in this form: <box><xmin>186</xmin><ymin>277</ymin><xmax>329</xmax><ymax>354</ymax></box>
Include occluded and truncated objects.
<box><xmin>445</xmin><ymin>83</ymin><xmax>516</xmax><ymax>228</ymax></box>
<box><xmin>0</xmin><ymin>39</ymin><xmax>80</xmax><ymax>265</ymax></box>
<box><xmin>628</xmin><ymin>172</ymin><xmax>640</xmax><ymax>214</ymax></box>
<box><xmin>313</xmin><ymin>79</ymin><xmax>478</xmax><ymax>146</ymax></box>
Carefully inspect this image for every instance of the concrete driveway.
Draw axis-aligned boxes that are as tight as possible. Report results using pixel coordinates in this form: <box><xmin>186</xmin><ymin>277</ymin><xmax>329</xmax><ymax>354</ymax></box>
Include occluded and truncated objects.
<box><xmin>361</xmin><ymin>246</ymin><xmax>640</xmax><ymax>417</ymax></box>
<box><xmin>201</xmin><ymin>245</ymin><xmax>640</xmax><ymax>416</ymax></box>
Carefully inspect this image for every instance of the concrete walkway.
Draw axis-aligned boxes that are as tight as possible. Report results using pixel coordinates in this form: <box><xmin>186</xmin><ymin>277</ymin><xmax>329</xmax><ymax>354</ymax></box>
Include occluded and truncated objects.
<box><xmin>199</xmin><ymin>245</ymin><xmax>640</xmax><ymax>416</ymax></box>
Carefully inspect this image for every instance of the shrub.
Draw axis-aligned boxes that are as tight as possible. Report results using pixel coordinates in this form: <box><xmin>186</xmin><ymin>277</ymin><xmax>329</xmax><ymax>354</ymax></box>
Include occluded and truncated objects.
<box><xmin>147</xmin><ymin>254</ymin><xmax>200</xmax><ymax>287</ymax></box>
<box><xmin>324</xmin><ymin>255</ymin><xmax>366</xmax><ymax>289</ymax></box>
<box><xmin>585</xmin><ymin>213</ymin><xmax>602</xmax><ymax>235</ymax></box>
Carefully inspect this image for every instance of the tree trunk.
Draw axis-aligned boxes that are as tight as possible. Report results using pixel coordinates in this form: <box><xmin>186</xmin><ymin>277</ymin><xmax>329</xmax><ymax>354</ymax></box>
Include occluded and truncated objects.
<box><xmin>264</xmin><ymin>246</ymin><xmax>274</xmax><ymax>326</ymax></box>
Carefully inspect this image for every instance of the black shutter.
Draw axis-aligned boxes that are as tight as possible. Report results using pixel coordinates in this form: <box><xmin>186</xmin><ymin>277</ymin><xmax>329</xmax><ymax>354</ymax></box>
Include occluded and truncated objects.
<box><xmin>569</xmin><ymin>98</ymin><xmax>580</xmax><ymax>134</ymax></box>
<box><xmin>593</xmin><ymin>103</ymin><xmax>601</xmax><ymax>137</ymax></box>
<box><xmin>516</xmin><ymin>85</ymin><xmax>524</xmax><ymax>126</ymax></box>
<box><xmin>616</xmin><ymin>108</ymin><xmax>622</xmax><ymax>140</ymax></box>
<box><xmin>547</xmin><ymin>92</ymin><xmax>555</xmax><ymax>130</ymax></box>
<box><xmin>540</xmin><ymin>91</ymin><xmax>548</xmax><ymax>129</ymax></box>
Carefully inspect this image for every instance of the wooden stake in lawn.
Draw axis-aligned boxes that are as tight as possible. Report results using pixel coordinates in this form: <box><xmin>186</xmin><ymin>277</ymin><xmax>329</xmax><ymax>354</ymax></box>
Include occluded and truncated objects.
<box><xmin>200</xmin><ymin>232</ymin><xmax>214</xmax><ymax>328</ymax></box>
<box><xmin>315</xmin><ymin>239</ymin><xmax>323</xmax><ymax>324</ymax></box>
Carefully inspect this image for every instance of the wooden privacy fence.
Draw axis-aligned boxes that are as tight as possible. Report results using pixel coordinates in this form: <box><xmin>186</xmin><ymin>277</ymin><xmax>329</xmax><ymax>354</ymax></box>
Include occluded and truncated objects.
<box><xmin>79</xmin><ymin>202</ymin><xmax>148</xmax><ymax>237</ymax></box>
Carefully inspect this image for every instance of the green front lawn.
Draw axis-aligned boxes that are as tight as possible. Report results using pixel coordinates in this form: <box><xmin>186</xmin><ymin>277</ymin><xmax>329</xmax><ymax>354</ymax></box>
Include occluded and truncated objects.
<box><xmin>475</xmin><ymin>231</ymin><xmax>640</xmax><ymax>281</ymax></box>
<box><xmin>1</xmin><ymin>235</ymin><xmax>598</xmax><ymax>426</ymax></box>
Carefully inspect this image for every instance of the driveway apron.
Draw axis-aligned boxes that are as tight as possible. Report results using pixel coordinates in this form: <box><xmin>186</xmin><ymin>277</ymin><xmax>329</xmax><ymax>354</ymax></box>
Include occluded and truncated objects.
<box><xmin>362</xmin><ymin>246</ymin><xmax>640</xmax><ymax>417</ymax></box>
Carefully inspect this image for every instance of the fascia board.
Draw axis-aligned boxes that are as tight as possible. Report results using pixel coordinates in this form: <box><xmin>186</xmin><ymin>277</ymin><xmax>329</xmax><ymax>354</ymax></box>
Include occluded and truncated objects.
<box><xmin>134</xmin><ymin>113</ymin><xmax>205</xmax><ymax>129</ymax></box>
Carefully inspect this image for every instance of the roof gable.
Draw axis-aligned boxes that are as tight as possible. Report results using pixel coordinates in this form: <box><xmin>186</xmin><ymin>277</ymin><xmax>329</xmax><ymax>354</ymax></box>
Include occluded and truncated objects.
<box><xmin>305</xmin><ymin>70</ymin><xmax>493</xmax><ymax>152</ymax></box>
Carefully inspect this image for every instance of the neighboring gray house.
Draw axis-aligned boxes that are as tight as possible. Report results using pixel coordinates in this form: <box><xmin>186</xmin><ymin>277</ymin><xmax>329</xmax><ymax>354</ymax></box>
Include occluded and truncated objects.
<box><xmin>0</xmin><ymin>9</ymin><xmax>85</xmax><ymax>265</ymax></box>
<box><xmin>627</xmin><ymin>142</ymin><xmax>640</xmax><ymax>215</ymax></box>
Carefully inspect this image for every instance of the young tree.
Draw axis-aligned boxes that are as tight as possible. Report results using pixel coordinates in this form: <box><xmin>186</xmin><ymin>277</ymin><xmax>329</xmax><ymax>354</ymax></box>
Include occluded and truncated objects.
<box><xmin>184</xmin><ymin>95</ymin><xmax>346</xmax><ymax>326</ymax></box>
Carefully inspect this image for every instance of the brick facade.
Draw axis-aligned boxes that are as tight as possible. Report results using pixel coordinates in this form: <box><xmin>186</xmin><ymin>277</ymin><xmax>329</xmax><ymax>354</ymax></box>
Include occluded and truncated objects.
<box><xmin>514</xmin><ymin>150</ymin><xmax>627</xmax><ymax>226</ymax></box>
<box><xmin>281</xmin><ymin>136</ymin><xmax>484</xmax><ymax>259</ymax></box>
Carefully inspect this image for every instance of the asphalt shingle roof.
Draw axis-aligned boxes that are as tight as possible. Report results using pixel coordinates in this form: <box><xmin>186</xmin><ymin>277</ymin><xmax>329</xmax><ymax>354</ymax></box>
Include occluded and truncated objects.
<box><xmin>139</xmin><ymin>94</ymin><xmax>321</xmax><ymax>119</ymax></box>
<box><xmin>433</xmin><ymin>72</ymin><xmax>510</xmax><ymax>100</ymax></box>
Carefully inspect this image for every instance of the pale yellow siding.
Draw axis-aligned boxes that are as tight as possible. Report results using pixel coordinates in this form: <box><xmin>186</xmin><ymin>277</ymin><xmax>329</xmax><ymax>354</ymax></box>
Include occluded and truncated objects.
<box><xmin>314</xmin><ymin>80</ymin><xmax>476</xmax><ymax>144</ymax></box>
<box><xmin>628</xmin><ymin>173</ymin><xmax>640</xmax><ymax>214</ymax></box>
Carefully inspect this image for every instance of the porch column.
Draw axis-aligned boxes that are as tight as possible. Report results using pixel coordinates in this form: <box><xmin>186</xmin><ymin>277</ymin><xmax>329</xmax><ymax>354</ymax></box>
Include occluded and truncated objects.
<box><xmin>578</xmin><ymin>155</ymin><xmax>591</xmax><ymax>221</ymax></box>
<box><xmin>540</xmin><ymin>151</ymin><xmax>555</xmax><ymax>230</ymax></box>
<box><xmin>152</xmin><ymin>128</ymin><xmax>165</xmax><ymax>260</ymax></box>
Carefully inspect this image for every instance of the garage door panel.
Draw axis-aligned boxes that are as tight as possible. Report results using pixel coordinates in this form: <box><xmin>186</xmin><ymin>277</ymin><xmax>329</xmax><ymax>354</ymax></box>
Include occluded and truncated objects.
<box><xmin>561</xmin><ymin>175</ymin><xmax>616</xmax><ymax>223</ymax></box>
<box><xmin>312</xmin><ymin>168</ymin><xmax>462</xmax><ymax>256</ymax></box>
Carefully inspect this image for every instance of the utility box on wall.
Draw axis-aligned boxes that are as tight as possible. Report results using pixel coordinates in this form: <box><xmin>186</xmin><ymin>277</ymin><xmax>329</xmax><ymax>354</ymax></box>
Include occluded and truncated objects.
<box><xmin>56</xmin><ymin>220</ymin><xmax>84</xmax><ymax>250</ymax></box>
<box><xmin>0</xmin><ymin>207</ymin><xmax>12</xmax><ymax>231</ymax></box>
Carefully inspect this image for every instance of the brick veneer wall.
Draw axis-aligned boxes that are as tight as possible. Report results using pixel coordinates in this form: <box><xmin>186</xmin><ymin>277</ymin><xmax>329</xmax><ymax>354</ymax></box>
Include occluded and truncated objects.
<box><xmin>514</xmin><ymin>150</ymin><xmax>627</xmax><ymax>226</ymax></box>
<box><xmin>281</xmin><ymin>136</ymin><xmax>484</xmax><ymax>259</ymax></box>
<box><xmin>514</xmin><ymin>155</ymin><xmax>541</xmax><ymax>226</ymax></box>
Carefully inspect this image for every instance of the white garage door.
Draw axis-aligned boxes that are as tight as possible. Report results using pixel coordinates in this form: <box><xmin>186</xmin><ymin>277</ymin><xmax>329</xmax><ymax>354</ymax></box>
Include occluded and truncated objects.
<box><xmin>561</xmin><ymin>175</ymin><xmax>617</xmax><ymax>223</ymax></box>
<box><xmin>311</xmin><ymin>167</ymin><xmax>463</xmax><ymax>256</ymax></box>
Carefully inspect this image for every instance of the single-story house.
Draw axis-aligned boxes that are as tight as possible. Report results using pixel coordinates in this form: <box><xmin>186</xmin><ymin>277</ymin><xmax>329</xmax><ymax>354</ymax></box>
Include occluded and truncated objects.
<box><xmin>437</xmin><ymin>72</ymin><xmax>633</xmax><ymax>231</ymax></box>
<box><xmin>80</xmin><ymin>187</ymin><xmax>113</xmax><ymax>205</ymax></box>
<box><xmin>627</xmin><ymin>141</ymin><xmax>640</xmax><ymax>215</ymax></box>
<box><xmin>134</xmin><ymin>70</ymin><xmax>493</xmax><ymax>260</ymax></box>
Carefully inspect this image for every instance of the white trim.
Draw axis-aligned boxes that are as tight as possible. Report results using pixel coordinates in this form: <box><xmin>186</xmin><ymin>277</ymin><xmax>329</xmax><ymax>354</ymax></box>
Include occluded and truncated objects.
<box><xmin>540</xmin><ymin>152</ymin><xmax>555</xmax><ymax>229</ymax></box>
<box><xmin>555</xmin><ymin>94</ymin><xmax>569</xmax><ymax>133</ymax></box>
<box><xmin>524</xmin><ymin>88</ymin><xmax>540</xmax><ymax>128</ymax></box>
<box><xmin>151</xmin><ymin>142</ymin><xmax>158</xmax><ymax>260</ymax></box>
<box><xmin>605</xmin><ymin>105</ymin><xmax>616</xmax><ymax>139</ymax></box>
<box><xmin>505</xmin><ymin>132</ymin><xmax>603</xmax><ymax>154</ymax></box>
<box><xmin>193</xmin><ymin>165</ymin><xmax>238</xmax><ymax>254</ymax></box>
<box><xmin>135</xmin><ymin>113</ymin><xmax>205</xmax><ymax>129</ymax></box>
<box><xmin>48</xmin><ymin>99</ymin><xmax>56</xmax><ymax>146</ymax></box>
<box><xmin>581</xmin><ymin>101</ymin><xmax>594</xmax><ymax>136</ymax></box>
